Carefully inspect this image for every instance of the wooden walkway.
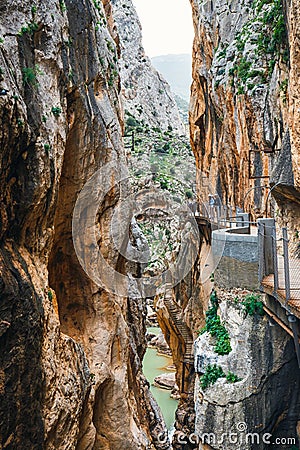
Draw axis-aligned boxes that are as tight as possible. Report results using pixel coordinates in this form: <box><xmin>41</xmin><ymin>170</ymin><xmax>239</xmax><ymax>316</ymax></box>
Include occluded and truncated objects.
<box><xmin>262</xmin><ymin>256</ymin><xmax>300</xmax><ymax>317</ymax></box>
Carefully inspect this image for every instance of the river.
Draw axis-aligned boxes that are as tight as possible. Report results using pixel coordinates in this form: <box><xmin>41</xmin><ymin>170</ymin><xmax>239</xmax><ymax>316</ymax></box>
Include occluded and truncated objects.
<box><xmin>143</xmin><ymin>327</ymin><xmax>178</xmax><ymax>430</ymax></box>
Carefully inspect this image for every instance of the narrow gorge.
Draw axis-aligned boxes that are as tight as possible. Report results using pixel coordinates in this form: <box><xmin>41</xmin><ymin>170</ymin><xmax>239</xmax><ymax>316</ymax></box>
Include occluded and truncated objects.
<box><xmin>0</xmin><ymin>0</ymin><xmax>300</xmax><ymax>449</ymax></box>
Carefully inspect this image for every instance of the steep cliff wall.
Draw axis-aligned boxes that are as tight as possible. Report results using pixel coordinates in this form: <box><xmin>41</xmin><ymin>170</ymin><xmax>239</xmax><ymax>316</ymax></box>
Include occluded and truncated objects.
<box><xmin>189</xmin><ymin>0</ymin><xmax>300</xmax><ymax>448</ymax></box>
<box><xmin>110</xmin><ymin>0</ymin><xmax>185</xmax><ymax>133</ymax></box>
<box><xmin>0</xmin><ymin>1</ymin><xmax>169</xmax><ymax>448</ymax></box>
<box><xmin>189</xmin><ymin>0</ymin><xmax>300</xmax><ymax>225</ymax></box>
<box><xmin>194</xmin><ymin>296</ymin><xmax>300</xmax><ymax>449</ymax></box>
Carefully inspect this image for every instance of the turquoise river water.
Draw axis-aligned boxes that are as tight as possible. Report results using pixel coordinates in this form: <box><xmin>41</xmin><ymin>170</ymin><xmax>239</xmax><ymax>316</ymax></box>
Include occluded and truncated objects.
<box><xmin>143</xmin><ymin>327</ymin><xmax>178</xmax><ymax>430</ymax></box>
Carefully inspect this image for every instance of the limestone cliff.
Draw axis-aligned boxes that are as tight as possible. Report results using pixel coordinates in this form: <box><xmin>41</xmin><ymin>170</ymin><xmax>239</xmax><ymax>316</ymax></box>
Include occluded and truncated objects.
<box><xmin>155</xmin><ymin>224</ymin><xmax>213</xmax><ymax>449</ymax></box>
<box><xmin>194</xmin><ymin>297</ymin><xmax>300</xmax><ymax>450</ymax></box>
<box><xmin>0</xmin><ymin>1</ymin><xmax>169</xmax><ymax>448</ymax></box>
<box><xmin>188</xmin><ymin>1</ymin><xmax>300</xmax><ymax>448</ymax></box>
<box><xmin>110</xmin><ymin>0</ymin><xmax>185</xmax><ymax>133</ymax></box>
<box><xmin>189</xmin><ymin>0</ymin><xmax>300</xmax><ymax>226</ymax></box>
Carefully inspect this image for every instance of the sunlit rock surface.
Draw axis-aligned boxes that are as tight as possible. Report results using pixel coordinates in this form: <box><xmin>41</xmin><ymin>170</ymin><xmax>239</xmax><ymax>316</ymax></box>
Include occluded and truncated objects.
<box><xmin>194</xmin><ymin>301</ymin><xmax>300</xmax><ymax>450</ymax></box>
<box><xmin>189</xmin><ymin>0</ymin><xmax>300</xmax><ymax>223</ymax></box>
<box><xmin>0</xmin><ymin>0</ymin><xmax>170</xmax><ymax>448</ymax></box>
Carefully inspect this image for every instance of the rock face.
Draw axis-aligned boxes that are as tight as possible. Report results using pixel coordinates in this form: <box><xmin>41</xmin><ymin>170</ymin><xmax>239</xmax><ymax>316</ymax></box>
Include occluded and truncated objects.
<box><xmin>110</xmin><ymin>0</ymin><xmax>185</xmax><ymax>133</ymax></box>
<box><xmin>0</xmin><ymin>1</ymin><xmax>169</xmax><ymax>448</ymax></box>
<box><xmin>153</xmin><ymin>372</ymin><xmax>176</xmax><ymax>390</ymax></box>
<box><xmin>194</xmin><ymin>300</ymin><xmax>300</xmax><ymax>449</ymax></box>
<box><xmin>154</xmin><ymin>227</ymin><xmax>213</xmax><ymax>449</ymax></box>
<box><xmin>189</xmin><ymin>0</ymin><xmax>300</xmax><ymax>224</ymax></box>
<box><xmin>188</xmin><ymin>1</ymin><xmax>300</xmax><ymax>447</ymax></box>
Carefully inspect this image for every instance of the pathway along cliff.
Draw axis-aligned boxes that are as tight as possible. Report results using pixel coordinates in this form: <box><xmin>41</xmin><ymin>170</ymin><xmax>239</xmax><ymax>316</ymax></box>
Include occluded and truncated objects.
<box><xmin>1</xmin><ymin>0</ymin><xmax>300</xmax><ymax>449</ymax></box>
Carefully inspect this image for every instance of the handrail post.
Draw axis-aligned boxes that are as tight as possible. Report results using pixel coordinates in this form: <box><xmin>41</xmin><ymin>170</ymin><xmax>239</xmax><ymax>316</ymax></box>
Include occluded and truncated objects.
<box><xmin>258</xmin><ymin>218</ymin><xmax>276</xmax><ymax>278</ymax></box>
<box><xmin>272</xmin><ymin>226</ymin><xmax>279</xmax><ymax>296</ymax></box>
<box><xmin>258</xmin><ymin>221</ymin><xmax>265</xmax><ymax>284</ymax></box>
<box><xmin>282</xmin><ymin>227</ymin><xmax>291</xmax><ymax>305</ymax></box>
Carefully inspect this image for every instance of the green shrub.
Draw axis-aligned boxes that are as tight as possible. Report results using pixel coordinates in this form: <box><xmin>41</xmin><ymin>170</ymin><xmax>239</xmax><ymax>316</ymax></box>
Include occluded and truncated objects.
<box><xmin>215</xmin><ymin>331</ymin><xmax>232</xmax><ymax>355</ymax></box>
<box><xmin>22</xmin><ymin>65</ymin><xmax>42</xmax><ymax>86</ymax></box>
<box><xmin>268</xmin><ymin>59</ymin><xmax>276</xmax><ymax>72</ymax></box>
<box><xmin>257</xmin><ymin>0</ymin><xmax>287</xmax><ymax>57</ymax></box>
<box><xmin>237</xmin><ymin>58</ymin><xmax>252</xmax><ymax>83</ymax></box>
<box><xmin>22</xmin><ymin>67</ymin><xmax>36</xmax><ymax>84</ymax></box>
<box><xmin>280</xmin><ymin>78</ymin><xmax>288</xmax><ymax>92</ymax></box>
<box><xmin>200</xmin><ymin>291</ymin><xmax>232</xmax><ymax>355</ymax></box>
<box><xmin>60</xmin><ymin>1</ymin><xmax>66</xmax><ymax>12</ymax></box>
<box><xmin>247</xmin><ymin>83</ymin><xmax>256</xmax><ymax>91</ymax></box>
<box><xmin>105</xmin><ymin>39</ymin><xmax>115</xmax><ymax>53</ymax></box>
<box><xmin>162</xmin><ymin>142</ymin><xmax>171</xmax><ymax>152</ymax></box>
<box><xmin>185</xmin><ymin>189</ymin><xmax>193</xmax><ymax>199</ymax></box>
<box><xmin>280</xmin><ymin>78</ymin><xmax>288</xmax><ymax>102</ymax></box>
<box><xmin>51</xmin><ymin>106</ymin><xmax>62</xmax><ymax>117</ymax></box>
<box><xmin>226</xmin><ymin>371</ymin><xmax>241</xmax><ymax>383</ymax></box>
<box><xmin>126</xmin><ymin>116</ymin><xmax>138</xmax><ymax>128</ymax></box>
<box><xmin>200</xmin><ymin>364</ymin><xmax>226</xmax><ymax>390</ymax></box>
<box><xmin>200</xmin><ymin>366</ymin><xmax>241</xmax><ymax>390</ymax></box>
<box><xmin>242</xmin><ymin>293</ymin><xmax>264</xmax><ymax>316</ymax></box>
<box><xmin>236</xmin><ymin>37</ymin><xmax>245</xmax><ymax>52</ymax></box>
<box><xmin>229</xmin><ymin>67</ymin><xmax>236</xmax><ymax>77</ymax></box>
<box><xmin>18</xmin><ymin>21</ymin><xmax>38</xmax><ymax>36</ymax></box>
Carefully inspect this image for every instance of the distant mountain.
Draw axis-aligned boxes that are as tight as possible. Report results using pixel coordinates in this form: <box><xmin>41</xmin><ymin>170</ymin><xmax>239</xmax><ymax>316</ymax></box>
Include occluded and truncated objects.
<box><xmin>111</xmin><ymin>1</ymin><xmax>184</xmax><ymax>134</ymax></box>
<box><xmin>151</xmin><ymin>54</ymin><xmax>192</xmax><ymax>102</ymax></box>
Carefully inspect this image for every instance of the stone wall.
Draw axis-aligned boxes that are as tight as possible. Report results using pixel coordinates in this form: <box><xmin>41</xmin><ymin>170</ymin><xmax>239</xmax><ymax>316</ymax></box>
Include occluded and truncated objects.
<box><xmin>212</xmin><ymin>228</ymin><xmax>259</xmax><ymax>290</ymax></box>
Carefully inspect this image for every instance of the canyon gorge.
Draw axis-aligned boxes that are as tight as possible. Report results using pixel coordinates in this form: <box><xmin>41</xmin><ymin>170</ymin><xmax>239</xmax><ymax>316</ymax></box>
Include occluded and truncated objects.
<box><xmin>0</xmin><ymin>0</ymin><xmax>300</xmax><ymax>449</ymax></box>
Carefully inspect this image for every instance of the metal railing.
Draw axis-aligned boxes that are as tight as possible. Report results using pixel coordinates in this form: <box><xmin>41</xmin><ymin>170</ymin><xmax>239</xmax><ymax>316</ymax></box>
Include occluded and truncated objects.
<box><xmin>258</xmin><ymin>219</ymin><xmax>300</xmax><ymax>308</ymax></box>
<box><xmin>198</xmin><ymin>202</ymin><xmax>255</xmax><ymax>234</ymax></box>
<box><xmin>258</xmin><ymin>219</ymin><xmax>300</xmax><ymax>367</ymax></box>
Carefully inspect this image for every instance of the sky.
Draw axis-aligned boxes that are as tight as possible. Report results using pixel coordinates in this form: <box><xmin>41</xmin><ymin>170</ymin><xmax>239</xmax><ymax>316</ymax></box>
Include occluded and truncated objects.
<box><xmin>132</xmin><ymin>0</ymin><xmax>194</xmax><ymax>57</ymax></box>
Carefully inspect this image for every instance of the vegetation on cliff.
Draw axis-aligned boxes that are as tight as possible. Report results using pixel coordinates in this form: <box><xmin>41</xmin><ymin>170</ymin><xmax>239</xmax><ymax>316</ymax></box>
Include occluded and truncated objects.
<box><xmin>200</xmin><ymin>291</ymin><xmax>232</xmax><ymax>355</ymax></box>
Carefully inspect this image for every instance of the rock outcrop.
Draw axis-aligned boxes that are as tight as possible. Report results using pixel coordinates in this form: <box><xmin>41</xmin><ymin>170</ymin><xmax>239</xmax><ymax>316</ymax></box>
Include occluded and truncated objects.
<box><xmin>189</xmin><ymin>1</ymin><xmax>300</xmax><ymax>446</ymax></box>
<box><xmin>189</xmin><ymin>0</ymin><xmax>300</xmax><ymax>225</ymax></box>
<box><xmin>111</xmin><ymin>0</ymin><xmax>185</xmax><ymax>133</ymax></box>
<box><xmin>194</xmin><ymin>299</ymin><xmax>300</xmax><ymax>449</ymax></box>
<box><xmin>0</xmin><ymin>0</ymin><xmax>169</xmax><ymax>448</ymax></box>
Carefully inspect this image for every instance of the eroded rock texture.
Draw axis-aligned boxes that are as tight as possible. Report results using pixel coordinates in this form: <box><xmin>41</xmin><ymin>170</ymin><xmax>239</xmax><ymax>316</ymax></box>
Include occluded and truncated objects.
<box><xmin>189</xmin><ymin>1</ymin><xmax>300</xmax><ymax>447</ymax></box>
<box><xmin>189</xmin><ymin>0</ymin><xmax>300</xmax><ymax>224</ymax></box>
<box><xmin>0</xmin><ymin>1</ymin><xmax>169</xmax><ymax>448</ymax></box>
<box><xmin>155</xmin><ymin>227</ymin><xmax>212</xmax><ymax>449</ymax></box>
<box><xmin>111</xmin><ymin>0</ymin><xmax>185</xmax><ymax>133</ymax></box>
<box><xmin>194</xmin><ymin>300</ymin><xmax>300</xmax><ymax>450</ymax></box>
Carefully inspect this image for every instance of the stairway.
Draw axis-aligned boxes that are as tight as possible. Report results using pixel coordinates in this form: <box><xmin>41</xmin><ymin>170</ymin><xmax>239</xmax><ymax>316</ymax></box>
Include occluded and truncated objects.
<box><xmin>163</xmin><ymin>291</ymin><xmax>194</xmax><ymax>363</ymax></box>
